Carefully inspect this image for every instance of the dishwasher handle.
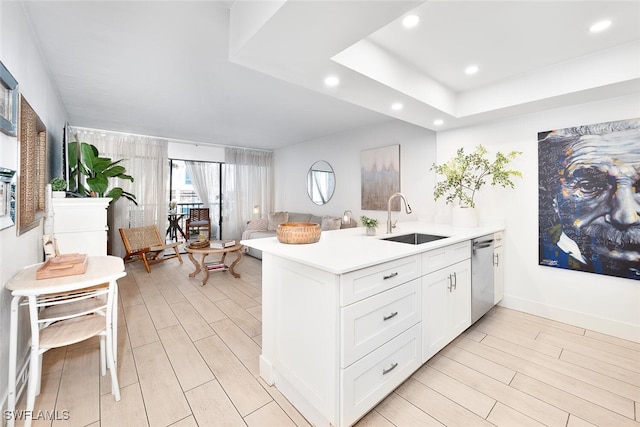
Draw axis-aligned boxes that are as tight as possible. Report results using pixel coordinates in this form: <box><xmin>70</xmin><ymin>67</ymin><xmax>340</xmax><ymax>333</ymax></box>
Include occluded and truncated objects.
<box><xmin>473</xmin><ymin>239</ymin><xmax>494</xmax><ymax>251</ymax></box>
<box><xmin>473</xmin><ymin>239</ymin><xmax>494</xmax><ymax>247</ymax></box>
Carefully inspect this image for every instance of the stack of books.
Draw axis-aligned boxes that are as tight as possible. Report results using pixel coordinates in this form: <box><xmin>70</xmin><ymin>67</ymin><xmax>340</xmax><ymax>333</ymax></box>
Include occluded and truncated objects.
<box><xmin>207</xmin><ymin>262</ymin><xmax>226</xmax><ymax>271</ymax></box>
<box><xmin>210</xmin><ymin>239</ymin><xmax>236</xmax><ymax>249</ymax></box>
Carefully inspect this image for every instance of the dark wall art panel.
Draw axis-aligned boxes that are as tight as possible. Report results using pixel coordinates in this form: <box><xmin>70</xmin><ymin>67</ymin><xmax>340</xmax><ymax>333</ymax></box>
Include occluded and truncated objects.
<box><xmin>538</xmin><ymin>118</ymin><xmax>640</xmax><ymax>280</ymax></box>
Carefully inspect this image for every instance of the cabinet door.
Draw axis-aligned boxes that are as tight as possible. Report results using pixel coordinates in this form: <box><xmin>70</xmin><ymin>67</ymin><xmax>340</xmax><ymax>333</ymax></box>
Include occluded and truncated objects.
<box><xmin>449</xmin><ymin>259</ymin><xmax>471</xmax><ymax>340</ymax></box>
<box><xmin>494</xmin><ymin>243</ymin><xmax>504</xmax><ymax>304</ymax></box>
<box><xmin>422</xmin><ymin>259</ymin><xmax>471</xmax><ymax>362</ymax></box>
<box><xmin>422</xmin><ymin>267</ymin><xmax>451</xmax><ymax>361</ymax></box>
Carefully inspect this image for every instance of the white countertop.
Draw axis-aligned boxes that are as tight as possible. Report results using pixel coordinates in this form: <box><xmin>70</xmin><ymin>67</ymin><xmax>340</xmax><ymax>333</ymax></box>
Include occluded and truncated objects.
<box><xmin>241</xmin><ymin>222</ymin><xmax>503</xmax><ymax>274</ymax></box>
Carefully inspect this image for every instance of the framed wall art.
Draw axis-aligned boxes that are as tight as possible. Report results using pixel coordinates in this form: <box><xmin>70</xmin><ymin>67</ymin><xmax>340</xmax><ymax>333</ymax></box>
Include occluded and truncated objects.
<box><xmin>0</xmin><ymin>167</ymin><xmax>16</xmax><ymax>230</ymax></box>
<box><xmin>17</xmin><ymin>94</ymin><xmax>47</xmax><ymax>235</ymax></box>
<box><xmin>0</xmin><ymin>61</ymin><xmax>19</xmax><ymax>137</ymax></box>
<box><xmin>361</xmin><ymin>144</ymin><xmax>400</xmax><ymax>211</ymax></box>
<box><xmin>538</xmin><ymin>118</ymin><xmax>640</xmax><ymax>280</ymax></box>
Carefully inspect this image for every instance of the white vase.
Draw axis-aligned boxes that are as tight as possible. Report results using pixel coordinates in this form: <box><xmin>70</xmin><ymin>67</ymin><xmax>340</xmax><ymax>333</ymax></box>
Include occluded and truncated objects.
<box><xmin>452</xmin><ymin>206</ymin><xmax>478</xmax><ymax>227</ymax></box>
<box><xmin>52</xmin><ymin>191</ymin><xmax>66</xmax><ymax>198</ymax></box>
<box><xmin>366</xmin><ymin>227</ymin><xmax>376</xmax><ymax>236</ymax></box>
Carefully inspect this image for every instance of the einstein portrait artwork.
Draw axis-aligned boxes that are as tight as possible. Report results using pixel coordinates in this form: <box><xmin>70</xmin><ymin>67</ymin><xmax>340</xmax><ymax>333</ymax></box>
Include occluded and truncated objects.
<box><xmin>538</xmin><ymin>118</ymin><xmax>640</xmax><ymax>280</ymax></box>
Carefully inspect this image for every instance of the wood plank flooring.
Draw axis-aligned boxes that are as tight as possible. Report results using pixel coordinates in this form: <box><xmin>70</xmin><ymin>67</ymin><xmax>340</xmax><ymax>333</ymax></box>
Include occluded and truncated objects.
<box><xmin>12</xmin><ymin>255</ymin><xmax>640</xmax><ymax>426</ymax></box>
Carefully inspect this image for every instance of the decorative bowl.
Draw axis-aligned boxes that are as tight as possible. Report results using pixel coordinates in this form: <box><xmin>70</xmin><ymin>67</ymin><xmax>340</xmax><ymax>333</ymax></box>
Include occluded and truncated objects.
<box><xmin>277</xmin><ymin>222</ymin><xmax>321</xmax><ymax>244</ymax></box>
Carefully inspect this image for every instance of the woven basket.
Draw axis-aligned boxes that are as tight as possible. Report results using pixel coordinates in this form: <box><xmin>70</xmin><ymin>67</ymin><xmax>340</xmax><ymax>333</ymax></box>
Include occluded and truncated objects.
<box><xmin>277</xmin><ymin>222</ymin><xmax>321</xmax><ymax>244</ymax></box>
<box><xmin>188</xmin><ymin>240</ymin><xmax>210</xmax><ymax>249</ymax></box>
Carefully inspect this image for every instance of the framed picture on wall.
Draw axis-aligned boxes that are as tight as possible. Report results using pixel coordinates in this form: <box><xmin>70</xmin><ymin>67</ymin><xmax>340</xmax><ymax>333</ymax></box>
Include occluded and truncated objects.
<box><xmin>0</xmin><ymin>167</ymin><xmax>16</xmax><ymax>230</ymax></box>
<box><xmin>361</xmin><ymin>144</ymin><xmax>401</xmax><ymax>211</ymax></box>
<box><xmin>0</xmin><ymin>61</ymin><xmax>19</xmax><ymax>137</ymax></box>
<box><xmin>538</xmin><ymin>118</ymin><xmax>640</xmax><ymax>280</ymax></box>
<box><xmin>17</xmin><ymin>94</ymin><xmax>47</xmax><ymax>235</ymax></box>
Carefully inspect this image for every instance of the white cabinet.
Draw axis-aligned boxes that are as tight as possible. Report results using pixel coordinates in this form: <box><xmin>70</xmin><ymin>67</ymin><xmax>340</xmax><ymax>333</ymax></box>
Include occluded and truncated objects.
<box><xmin>51</xmin><ymin>198</ymin><xmax>110</xmax><ymax>256</ymax></box>
<box><xmin>494</xmin><ymin>231</ymin><xmax>504</xmax><ymax>304</ymax></box>
<box><xmin>260</xmin><ymin>254</ymin><xmax>421</xmax><ymax>427</ymax></box>
<box><xmin>341</xmin><ymin>278</ymin><xmax>421</xmax><ymax>367</ymax></box>
<box><xmin>339</xmin><ymin>256</ymin><xmax>422</xmax><ymax>426</ymax></box>
<box><xmin>422</xmin><ymin>259</ymin><xmax>471</xmax><ymax>361</ymax></box>
<box><xmin>421</xmin><ymin>240</ymin><xmax>471</xmax><ymax>362</ymax></box>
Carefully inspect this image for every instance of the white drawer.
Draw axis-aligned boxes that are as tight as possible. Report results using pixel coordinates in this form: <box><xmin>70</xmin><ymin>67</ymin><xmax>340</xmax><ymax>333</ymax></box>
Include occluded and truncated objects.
<box><xmin>341</xmin><ymin>324</ymin><xmax>421</xmax><ymax>427</ymax></box>
<box><xmin>422</xmin><ymin>240</ymin><xmax>470</xmax><ymax>274</ymax></box>
<box><xmin>341</xmin><ymin>278</ymin><xmax>420</xmax><ymax>368</ymax></box>
<box><xmin>341</xmin><ymin>255</ymin><xmax>421</xmax><ymax>306</ymax></box>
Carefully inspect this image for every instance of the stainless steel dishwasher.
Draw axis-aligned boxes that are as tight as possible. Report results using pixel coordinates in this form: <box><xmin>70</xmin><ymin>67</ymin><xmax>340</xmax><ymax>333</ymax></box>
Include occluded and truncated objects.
<box><xmin>471</xmin><ymin>234</ymin><xmax>495</xmax><ymax>323</ymax></box>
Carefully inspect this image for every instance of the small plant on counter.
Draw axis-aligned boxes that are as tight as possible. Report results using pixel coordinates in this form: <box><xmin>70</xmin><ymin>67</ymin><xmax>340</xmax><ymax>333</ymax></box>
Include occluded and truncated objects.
<box><xmin>50</xmin><ymin>177</ymin><xmax>67</xmax><ymax>191</ymax></box>
<box><xmin>360</xmin><ymin>216</ymin><xmax>379</xmax><ymax>228</ymax></box>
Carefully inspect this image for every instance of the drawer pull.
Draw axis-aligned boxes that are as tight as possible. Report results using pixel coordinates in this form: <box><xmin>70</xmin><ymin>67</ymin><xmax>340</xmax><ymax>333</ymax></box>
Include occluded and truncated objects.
<box><xmin>383</xmin><ymin>311</ymin><xmax>398</xmax><ymax>321</ymax></box>
<box><xmin>383</xmin><ymin>272</ymin><xmax>399</xmax><ymax>280</ymax></box>
<box><xmin>382</xmin><ymin>362</ymin><xmax>398</xmax><ymax>375</ymax></box>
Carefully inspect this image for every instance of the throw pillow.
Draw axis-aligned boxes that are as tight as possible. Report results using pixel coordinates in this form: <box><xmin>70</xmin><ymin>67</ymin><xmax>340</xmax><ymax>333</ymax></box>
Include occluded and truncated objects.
<box><xmin>268</xmin><ymin>211</ymin><xmax>289</xmax><ymax>231</ymax></box>
<box><xmin>246</xmin><ymin>218</ymin><xmax>268</xmax><ymax>231</ymax></box>
<box><xmin>321</xmin><ymin>215</ymin><xmax>342</xmax><ymax>231</ymax></box>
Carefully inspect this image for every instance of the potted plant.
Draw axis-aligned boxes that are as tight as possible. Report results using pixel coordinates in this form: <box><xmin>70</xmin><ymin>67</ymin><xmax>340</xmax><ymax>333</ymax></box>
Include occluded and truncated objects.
<box><xmin>50</xmin><ymin>177</ymin><xmax>67</xmax><ymax>198</ymax></box>
<box><xmin>360</xmin><ymin>215</ymin><xmax>379</xmax><ymax>236</ymax></box>
<box><xmin>69</xmin><ymin>141</ymin><xmax>137</xmax><ymax>205</ymax></box>
<box><xmin>432</xmin><ymin>144</ymin><xmax>522</xmax><ymax>226</ymax></box>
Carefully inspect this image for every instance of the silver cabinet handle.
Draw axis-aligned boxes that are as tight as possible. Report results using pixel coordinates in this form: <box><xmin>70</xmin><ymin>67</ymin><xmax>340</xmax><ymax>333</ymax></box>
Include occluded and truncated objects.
<box><xmin>382</xmin><ymin>362</ymin><xmax>398</xmax><ymax>375</ymax></box>
<box><xmin>383</xmin><ymin>311</ymin><xmax>398</xmax><ymax>321</ymax></box>
<box><xmin>452</xmin><ymin>272</ymin><xmax>457</xmax><ymax>290</ymax></box>
<box><xmin>494</xmin><ymin>253</ymin><xmax>500</xmax><ymax>266</ymax></box>
<box><xmin>383</xmin><ymin>272</ymin><xmax>398</xmax><ymax>280</ymax></box>
<box><xmin>447</xmin><ymin>274</ymin><xmax>453</xmax><ymax>292</ymax></box>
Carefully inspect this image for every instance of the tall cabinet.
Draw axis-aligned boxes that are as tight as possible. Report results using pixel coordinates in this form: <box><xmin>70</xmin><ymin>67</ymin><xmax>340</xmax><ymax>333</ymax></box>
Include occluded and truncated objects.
<box><xmin>50</xmin><ymin>197</ymin><xmax>110</xmax><ymax>256</ymax></box>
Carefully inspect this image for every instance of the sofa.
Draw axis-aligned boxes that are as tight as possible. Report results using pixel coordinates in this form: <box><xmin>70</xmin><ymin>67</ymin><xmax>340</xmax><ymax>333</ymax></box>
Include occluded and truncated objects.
<box><xmin>242</xmin><ymin>211</ymin><xmax>357</xmax><ymax>259</ymax></box>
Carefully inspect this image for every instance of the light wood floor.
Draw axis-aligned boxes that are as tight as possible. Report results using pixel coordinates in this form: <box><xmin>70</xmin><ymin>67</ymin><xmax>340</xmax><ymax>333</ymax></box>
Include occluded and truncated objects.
<box><xmin>13</xmin><ymin>254</ymin><xmax>640</xmax><ymax>427</ymax></box>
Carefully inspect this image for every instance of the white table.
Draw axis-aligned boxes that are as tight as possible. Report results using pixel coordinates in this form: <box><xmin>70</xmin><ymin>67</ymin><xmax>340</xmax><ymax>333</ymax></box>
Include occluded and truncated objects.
<box><xmin>4</xmin><ymin>255</ymin><xmax>126</xmax><ymax>427</ymax></box>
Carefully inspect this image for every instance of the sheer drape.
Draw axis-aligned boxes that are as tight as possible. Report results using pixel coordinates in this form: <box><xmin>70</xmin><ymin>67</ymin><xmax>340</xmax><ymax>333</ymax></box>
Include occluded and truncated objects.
<box><xmin>70</xmin><ymin>127</ymin><xmax>168</xmax><ymax>257</ymax></box>
<box><xmin>184</xmin><ymin>161</ymin><xmax>221</xmax><ymax>238</ymax></box>
<box><xmin>223</xmin><ymin>148</ymin><xmax>273</xmax><ymax>241</ymax></box>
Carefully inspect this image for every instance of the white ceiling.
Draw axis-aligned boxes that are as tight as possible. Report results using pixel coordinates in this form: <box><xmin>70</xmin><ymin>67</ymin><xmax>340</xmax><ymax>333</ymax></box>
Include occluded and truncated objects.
<box><xmin>21</xmin><ymin>0</ymin><xmax>640</xmax><ymax>150</ymax></box>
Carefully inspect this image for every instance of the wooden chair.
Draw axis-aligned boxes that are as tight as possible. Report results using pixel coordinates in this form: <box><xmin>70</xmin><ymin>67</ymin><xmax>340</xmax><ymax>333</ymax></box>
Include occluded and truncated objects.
<box><xmin>185</xmin><ymin>208</ymin><xmax>211</xmax><ymax>240</ymax></box>
<box><xmin>23</xmin><ymin>281</ymin><xmax>120</xmax><ymax>426</ymax></box>
<box><xmin>119</xmin><ymin>225</ymin><xmax>183</xmax><ymax>273</ymax></box>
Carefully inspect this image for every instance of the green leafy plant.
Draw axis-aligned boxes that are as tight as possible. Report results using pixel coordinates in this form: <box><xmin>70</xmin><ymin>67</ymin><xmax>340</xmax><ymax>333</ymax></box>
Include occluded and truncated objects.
<box><xmin>50</xmin><ymin>177</ymin><xmax>67</xmax><ymax>191</ymax></box>
<box><xmin>432</xmin><ymin>145</ymin><xmax>522</xmax><ymax>208</ymax></box>
<box><xmin>68</xmin><ymin>141</ymin><xmax>137</xmax><ymax>205</ymax></box>
<box><xmin>360</xmin><ymin>216</ymin><xmax>379</xmax><ymax>228</ymax></box>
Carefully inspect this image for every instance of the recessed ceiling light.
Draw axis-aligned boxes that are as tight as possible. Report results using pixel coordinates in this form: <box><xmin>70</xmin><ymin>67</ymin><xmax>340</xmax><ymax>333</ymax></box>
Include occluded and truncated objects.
<box><xmin>465</xmin><ymin>65</ymin><xmax>479</xmax><ymax>75</ymax></box>
<box><xmin>402</xmin><ymin>14</ymin><xmax>420</xmax><ymax>28</ymax></box>
<box><xmin>391</xmin><ymin>103</ymin><xmax>403</xmax><ymax>111</ymax></box>
<box><xmin>589</xmin><ymin>19</ymin><xmax>611</xmax><ymax>33</ymax></box>
<box><xmin>324</xmin><ymin>75</ymin><xmax>340</xmax><ymax>87</ymax></box>
<box><xmin>433</xmin><ymin>119</ymin><xmax>444</xmax><ymax>126</ymax></box>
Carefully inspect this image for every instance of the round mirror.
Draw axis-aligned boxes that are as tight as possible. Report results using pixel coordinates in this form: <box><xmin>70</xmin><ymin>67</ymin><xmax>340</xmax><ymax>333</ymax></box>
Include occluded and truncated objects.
<box><xmin>307</xmin><ymin>160</ymin><xmax>335</xmax><ymax>205</ymax></box>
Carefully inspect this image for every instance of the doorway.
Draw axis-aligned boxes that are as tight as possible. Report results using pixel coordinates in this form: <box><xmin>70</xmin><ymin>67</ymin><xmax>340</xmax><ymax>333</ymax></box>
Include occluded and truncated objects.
<box><xmin>168</xmin><ymin>159</ymin><xmax>222</xmax><ymax>241</ymax></box>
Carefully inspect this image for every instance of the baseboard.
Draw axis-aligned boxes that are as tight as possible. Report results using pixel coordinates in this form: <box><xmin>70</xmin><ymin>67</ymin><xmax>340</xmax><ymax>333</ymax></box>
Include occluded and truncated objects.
<box><xmin>499</xmin><ymin>295</ymin><xmax>640</xmax><ymax>343</ymax></box>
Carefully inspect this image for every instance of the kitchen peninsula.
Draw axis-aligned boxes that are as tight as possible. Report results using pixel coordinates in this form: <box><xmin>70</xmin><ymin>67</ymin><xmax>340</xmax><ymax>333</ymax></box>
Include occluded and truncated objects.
<box><xmin>242</xmin><ymin>222</ymin><xmax>504</xmax><ymax>427</ymax></box>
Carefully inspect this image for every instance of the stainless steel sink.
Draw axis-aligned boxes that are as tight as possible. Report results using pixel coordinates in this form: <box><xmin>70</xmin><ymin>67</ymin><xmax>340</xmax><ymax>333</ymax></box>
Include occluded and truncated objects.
<box><xmin>382</xmin><ymin>233</ymin><xmax>447</xmax><ymax>245</ymax></box>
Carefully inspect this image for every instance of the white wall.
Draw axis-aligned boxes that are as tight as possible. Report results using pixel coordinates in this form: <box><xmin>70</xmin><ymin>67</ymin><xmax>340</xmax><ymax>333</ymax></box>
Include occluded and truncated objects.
<box><xmin>0</xmin><ymin>0</ymin><xmax>69</xmax><ymax>413</ymax></box>
<box><xmin>436</xmin><ymin>93</ymin><xmax>640</xmax><ymax>342</ymax></box>
<box><xmin>273</xmin><ymin>119</ymin><xmax>438</xmax><ymax>224</ymax></box>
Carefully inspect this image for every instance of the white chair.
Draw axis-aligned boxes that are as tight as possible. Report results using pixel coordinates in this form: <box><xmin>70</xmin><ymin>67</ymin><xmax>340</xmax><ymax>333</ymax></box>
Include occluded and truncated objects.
<box><xmin>23</xmin><ymin>280</ymin><xmax>121</xmax><ymax>425</ymax></box>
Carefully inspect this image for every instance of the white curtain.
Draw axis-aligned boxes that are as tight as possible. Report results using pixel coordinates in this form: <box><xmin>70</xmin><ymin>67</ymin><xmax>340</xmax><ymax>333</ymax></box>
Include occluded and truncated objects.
<box><xmin>184</xmin><ymin>160</ymin><xmax>221</xmax><ymax>237</ymax></box>
<box><xmin>223</xmin><ymin>147</ymin><xmax>273</xmax><ymax>241</ymax></box>
<box><xmin>70</xmin><ymin>127</ymin><xmax>168</xmax><ymax>257</ymax></box>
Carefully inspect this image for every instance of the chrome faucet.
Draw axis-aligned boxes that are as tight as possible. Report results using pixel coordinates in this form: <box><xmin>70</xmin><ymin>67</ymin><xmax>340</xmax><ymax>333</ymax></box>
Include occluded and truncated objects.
<box><xmin>387</xmin><ymin>192</ymin><xmax>412</xmax><ymax>233</ymax></box>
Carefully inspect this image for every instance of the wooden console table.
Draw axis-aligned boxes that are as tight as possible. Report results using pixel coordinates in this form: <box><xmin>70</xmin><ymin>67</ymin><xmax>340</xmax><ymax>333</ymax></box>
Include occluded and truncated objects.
<box><xmin>184</xmin><ymin>243</ymin><xmax>243</xmax><ymax>286</ymax></box>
